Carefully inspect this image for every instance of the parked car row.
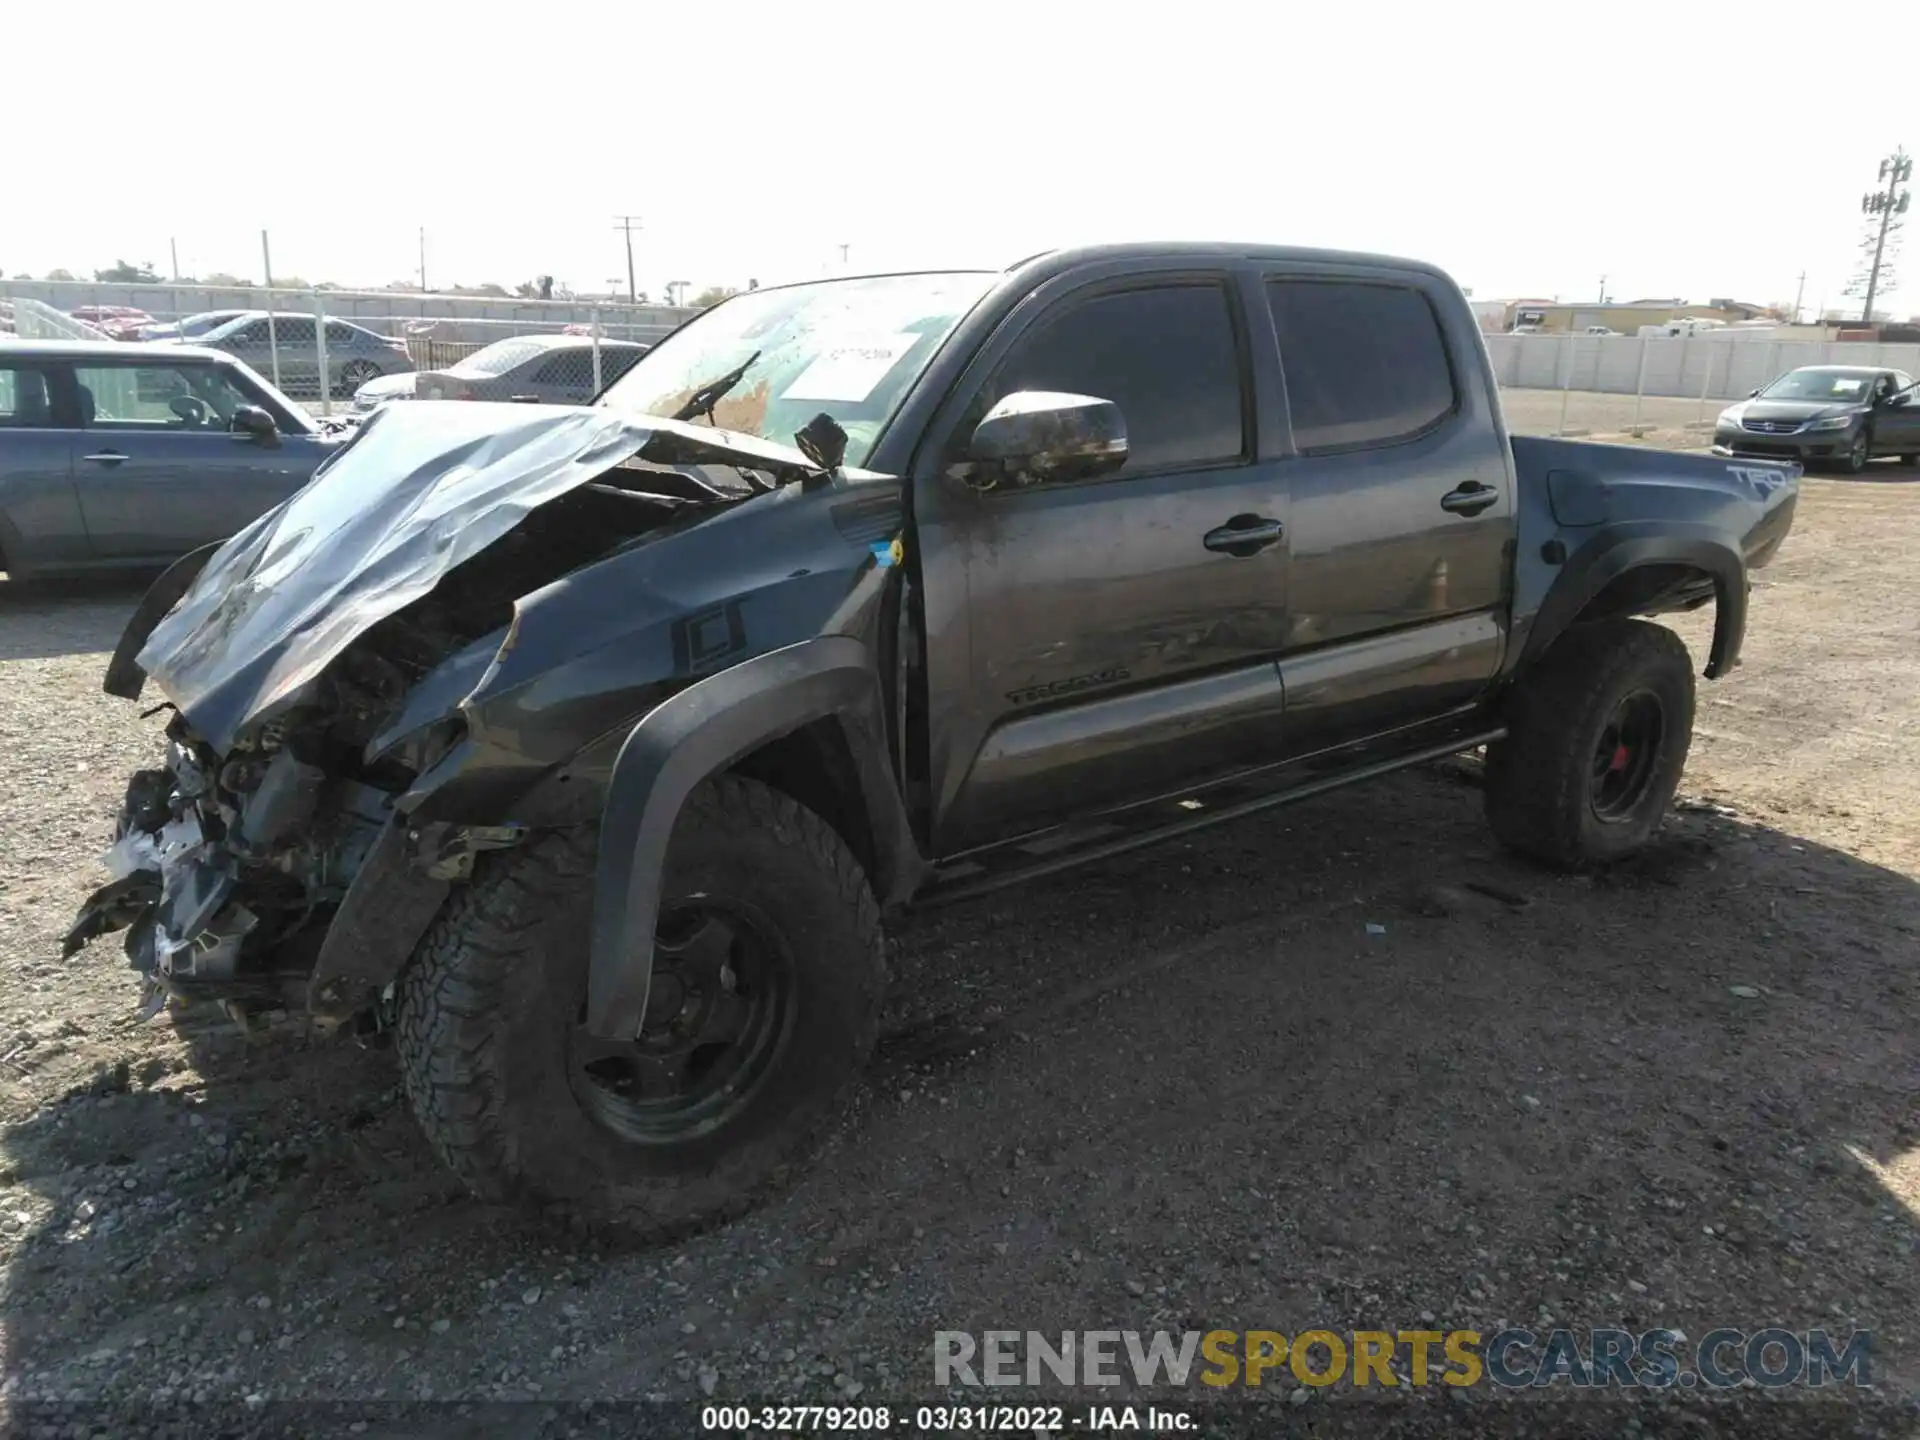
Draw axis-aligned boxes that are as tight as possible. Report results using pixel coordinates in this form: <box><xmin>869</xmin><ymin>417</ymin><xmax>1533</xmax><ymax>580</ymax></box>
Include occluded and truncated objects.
<box><xmin>50</xmin><ymin>306</ymin><xmax>654</xmax><ymax>408</ymax></box>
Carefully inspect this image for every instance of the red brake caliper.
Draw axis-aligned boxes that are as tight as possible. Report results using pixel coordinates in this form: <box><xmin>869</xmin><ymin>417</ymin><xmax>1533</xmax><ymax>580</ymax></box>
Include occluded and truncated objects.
<box><xmin>1609</xmin><ymin>743</ymin><xmax>1631</xmax><ymax>773</ymax></box>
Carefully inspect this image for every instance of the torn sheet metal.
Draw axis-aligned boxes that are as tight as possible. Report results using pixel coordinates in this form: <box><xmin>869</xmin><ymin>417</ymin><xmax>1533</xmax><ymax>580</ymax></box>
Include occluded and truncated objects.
<box><xmin>134</xmin><ymin>402</ymin><xmax>825</xmax><ymax>752</ymax></box>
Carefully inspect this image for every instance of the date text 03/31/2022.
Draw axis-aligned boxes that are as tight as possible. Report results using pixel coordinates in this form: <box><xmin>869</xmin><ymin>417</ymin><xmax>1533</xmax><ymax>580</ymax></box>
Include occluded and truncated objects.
<box><xmin>701</xmin><ymin>1404</ymin><xmax>1196</xmax><ymax>1431</ymax></box>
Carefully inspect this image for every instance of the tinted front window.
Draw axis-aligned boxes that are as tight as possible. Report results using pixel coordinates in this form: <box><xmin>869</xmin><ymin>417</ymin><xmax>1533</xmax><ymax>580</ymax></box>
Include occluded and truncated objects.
<box><xmin>1268</xmin><ymin>281</ymin><xmax>1455</xmax><ymax>453</ymax></box>
<box><xmin>76</xmin><ymin>364</ymin><xmax>251</xmax><ymax>430</ymax></box>
<box><xmin>985</xmin><ymin>283</ymin><xmax>1245</xmax><ymax>473</ymax></box>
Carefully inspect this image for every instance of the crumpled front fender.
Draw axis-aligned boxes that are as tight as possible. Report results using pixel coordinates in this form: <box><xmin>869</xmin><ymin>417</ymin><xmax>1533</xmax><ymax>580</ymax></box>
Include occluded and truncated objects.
<box><xmin>584</xmin><ymin>635</ymin><xmax>919</xmax><ymax>1040</ymax></box>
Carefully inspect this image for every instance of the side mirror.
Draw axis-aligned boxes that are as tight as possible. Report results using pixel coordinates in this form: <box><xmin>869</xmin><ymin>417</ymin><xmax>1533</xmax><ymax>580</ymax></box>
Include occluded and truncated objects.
<box><xmin>231</xmin><ymin>404</ymin><xmax>279</xmax><ymax>446</ymax></box>
<box><xmin>967</xmin><ymin>391</ymin><xmax>1128</xmax><ymax>488</ymax></box>
<box><xmin>1747</xmin><ymin>388</ymin><xmax>1761</xmax><ymax>398</ymax></box>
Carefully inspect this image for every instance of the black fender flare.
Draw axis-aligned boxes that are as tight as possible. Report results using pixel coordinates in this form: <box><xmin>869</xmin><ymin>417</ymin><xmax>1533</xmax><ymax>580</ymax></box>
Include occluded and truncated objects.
<box><xmin>103</xmin><ymin>542</ymin><xmax>221</xmax><ymax>700</ymax></box>
<box><xmin>583</xmin><ymin>635</ymin><xmax>922</xmax><ymax>1039</ymax></box>
<box><xmin>1518</xmin><ymin>524</ymin><xmax>1746</xmax><ymax>680</ymax></box>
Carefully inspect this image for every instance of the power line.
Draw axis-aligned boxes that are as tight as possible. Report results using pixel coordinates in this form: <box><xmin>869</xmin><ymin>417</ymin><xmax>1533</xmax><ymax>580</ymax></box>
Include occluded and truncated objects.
<box><xmin>613</xmin><ymin>216</ymin><xmax>642</xmax><ymax>304</ymax></box>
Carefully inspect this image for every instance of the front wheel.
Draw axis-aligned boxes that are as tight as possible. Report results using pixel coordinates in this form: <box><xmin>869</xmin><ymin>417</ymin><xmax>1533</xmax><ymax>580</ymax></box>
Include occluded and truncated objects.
<box><xmin>1483</xmin><ymin>619</ymin><xmax>1695</xmax><ymax>869</ymax></box>
<box><xmin>1840</xmin><ymin>429</ymin><xmax>1871</xmax><ymax>474</ymax></box>
<box><xmin>396</xmin><ymin>775</ymin><xmax>885</xmax><ymax>1239</ymax></box>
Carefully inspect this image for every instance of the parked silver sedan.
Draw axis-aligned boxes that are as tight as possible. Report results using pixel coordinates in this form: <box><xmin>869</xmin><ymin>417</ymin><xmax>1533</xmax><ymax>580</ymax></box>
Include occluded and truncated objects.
<box><xmin>197</xmin><ymin>312</ymin><xmax>414</xmax><ymax>400</ymax></box>
<box><xmin>0</xmin><ymin>341</ymin><xmax>336</xmax><ymax>580</ymax></box>
<box><xmin>356</xmin><ymin>334</ymin><xmax>647</xmax><ymax>411</ymax></box>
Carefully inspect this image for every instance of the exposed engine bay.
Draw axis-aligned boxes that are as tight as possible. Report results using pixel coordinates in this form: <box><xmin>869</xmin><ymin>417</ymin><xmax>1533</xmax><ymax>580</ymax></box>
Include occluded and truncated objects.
<box><xmin>63</xmin><ymin>401</ymin><xmax>894</xmax><ymax>1029</ymax></box>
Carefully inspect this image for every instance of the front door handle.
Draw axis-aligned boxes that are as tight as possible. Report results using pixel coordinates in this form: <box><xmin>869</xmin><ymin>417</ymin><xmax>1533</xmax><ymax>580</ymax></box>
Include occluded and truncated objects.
<box><xmin>82</xmin><ymin>451</ymin><xmax>128</xmax><ymax>466</ymax></box>
<box><xmin>1203</xmin><ymin>514</ymin><xmax>1285</xmax><ymax>557</ymax></box>
<box><xmin>1440</xmin><ymin>481</ymin><xmax>1498</xmax><ymax>516</ymax></box>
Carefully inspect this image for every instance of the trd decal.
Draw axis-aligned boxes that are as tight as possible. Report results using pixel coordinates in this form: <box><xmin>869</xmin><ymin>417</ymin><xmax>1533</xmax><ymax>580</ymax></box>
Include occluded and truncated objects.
<box><xmin>671</xmin><ymin>601</ymin><xmax>748</xmax><ymax>675</ymax></box>
<box><xmin>1006</xmin><ymin>667</ymin><xmax>1131</xmax><ymax>706</ymax></box>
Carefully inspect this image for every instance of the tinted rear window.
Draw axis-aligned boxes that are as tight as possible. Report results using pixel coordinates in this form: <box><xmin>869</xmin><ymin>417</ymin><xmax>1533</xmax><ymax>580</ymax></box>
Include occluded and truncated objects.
<box><xmin>451</xmin><ymin>339</ymin><xmax>547</xmax><ymax>377</ymax></box>
<box><xmin>1267</xmin><ymin>281</ymin><xmax>1455</xmax><ymax>453</ymax></box>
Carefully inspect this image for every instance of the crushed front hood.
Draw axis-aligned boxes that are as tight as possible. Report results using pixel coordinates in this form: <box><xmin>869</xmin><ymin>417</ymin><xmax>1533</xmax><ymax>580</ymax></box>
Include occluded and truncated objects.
<box><xmin>135</xmin><ymin>402</ymin><xmax>823</xmax><ymax>751</ymax></box>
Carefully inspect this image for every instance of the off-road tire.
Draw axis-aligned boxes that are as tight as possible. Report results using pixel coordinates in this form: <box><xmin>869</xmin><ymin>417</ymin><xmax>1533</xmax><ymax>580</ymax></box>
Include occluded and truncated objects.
<box><xmin>1483</xmin><ymin>619</ymin><xmax>1695</xmax><ymax>869</ymax></box>
<box><xmin>397</xmin><ymin>775</ymin><xmax>884</xmax><ymax>1239</ymax></box>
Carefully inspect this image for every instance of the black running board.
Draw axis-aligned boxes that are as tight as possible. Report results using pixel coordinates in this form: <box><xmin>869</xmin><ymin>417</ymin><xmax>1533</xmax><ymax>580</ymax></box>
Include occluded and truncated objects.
<box><xmin>913</xmin><ymin>720</ymin><xmax>1506</xmax><ymax>909</ymax></box>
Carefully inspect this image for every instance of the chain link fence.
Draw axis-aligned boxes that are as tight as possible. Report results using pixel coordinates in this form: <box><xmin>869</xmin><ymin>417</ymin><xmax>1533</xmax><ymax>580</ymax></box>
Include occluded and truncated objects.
<box><xmin>0</xmin><ymin>280</ymin><xmax>700</xmax><ymax>416</ymax></box>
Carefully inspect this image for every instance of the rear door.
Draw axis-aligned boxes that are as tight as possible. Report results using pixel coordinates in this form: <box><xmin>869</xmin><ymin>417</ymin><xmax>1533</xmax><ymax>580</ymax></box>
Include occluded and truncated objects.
<box><xmin>266</xmin><ymin>316</ymin><xmax>320</xmax><ymax>397</ymax></box>
<box><xmin>0</xmin><ymin>357</ymin><xmax>90</xmax><ymax>576</ymax></box>
<box><xmin>1262</xmin><ymin>269</ymin><xmax>1513</xmax><ymax>748</ymax></box>
<box><xmin>913</xmin><ymin>265</ymin><xmax>1294</xmax><ymax>854</ymax></box>
<box><xmin>71</xmin><ymin>358</ymin><xmax>320</xmax><ymax>561</ymax></box>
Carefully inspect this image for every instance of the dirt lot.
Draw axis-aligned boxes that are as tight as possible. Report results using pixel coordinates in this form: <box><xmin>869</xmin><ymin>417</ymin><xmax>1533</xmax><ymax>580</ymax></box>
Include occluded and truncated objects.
<box><xmin>1</xmin><ymin>456</ymin><xmax>1916</xmax><ymax>1435</ymax></box>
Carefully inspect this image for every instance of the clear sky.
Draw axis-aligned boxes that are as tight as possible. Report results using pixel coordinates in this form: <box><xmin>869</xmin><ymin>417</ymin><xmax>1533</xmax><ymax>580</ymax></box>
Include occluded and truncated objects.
<box><xmin>12</xmin><ymin>0</ymin><xmax>1913</xmax><ymax>317</ymax></box>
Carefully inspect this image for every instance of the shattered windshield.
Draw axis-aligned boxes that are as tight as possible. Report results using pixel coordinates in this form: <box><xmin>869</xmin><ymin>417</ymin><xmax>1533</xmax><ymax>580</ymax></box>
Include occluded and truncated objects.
<box><xmin>599</xmin><ymin>272</ymin><xmax>994</xmax><ymax>467</ymax></box>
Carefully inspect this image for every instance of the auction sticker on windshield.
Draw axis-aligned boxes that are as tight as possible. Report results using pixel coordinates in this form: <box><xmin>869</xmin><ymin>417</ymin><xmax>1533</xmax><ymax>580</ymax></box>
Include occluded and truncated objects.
<box><xmin>781</xmin><ymin>333</ymin><xmax>919</xmax><ymax>403</ymax></box>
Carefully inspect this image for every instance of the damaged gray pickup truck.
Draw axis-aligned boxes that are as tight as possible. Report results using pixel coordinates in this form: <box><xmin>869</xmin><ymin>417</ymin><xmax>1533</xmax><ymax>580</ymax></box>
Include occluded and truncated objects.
<box><xmin>70</xmin><ymin>244</ymin><xmax>1799</xmax><ymax>1238</ymax></box>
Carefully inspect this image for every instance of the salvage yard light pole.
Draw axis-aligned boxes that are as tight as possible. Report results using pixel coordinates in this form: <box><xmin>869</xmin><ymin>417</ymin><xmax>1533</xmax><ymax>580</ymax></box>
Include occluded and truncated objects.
<box><xmin>1856</xmin><ymin>149</ymin><xmax>1911</xmax><ymax>324</ymax></box>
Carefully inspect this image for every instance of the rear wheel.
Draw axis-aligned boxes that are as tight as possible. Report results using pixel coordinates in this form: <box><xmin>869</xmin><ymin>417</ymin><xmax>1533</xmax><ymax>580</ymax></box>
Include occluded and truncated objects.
<box><xmin>1484</xmin><ymin>619</ymin><xmax>1695</xmax><ymax>869</ymax></box>
<box><xmin>337</xmin><ymin>359</ymin><xmax>382</xmax><ymax>398</ymax></box>
<box><xmin>397</xmin><ymin>775</ymin><xmax>885</xmax><ymax>1238</ymax></box>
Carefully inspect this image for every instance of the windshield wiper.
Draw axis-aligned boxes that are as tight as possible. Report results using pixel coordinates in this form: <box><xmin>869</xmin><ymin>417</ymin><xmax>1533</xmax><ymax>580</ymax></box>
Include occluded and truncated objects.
<box><xmin>671</xmin><ymin>350</ymin><xmax>762</xmax><ymax>425</ymax></box>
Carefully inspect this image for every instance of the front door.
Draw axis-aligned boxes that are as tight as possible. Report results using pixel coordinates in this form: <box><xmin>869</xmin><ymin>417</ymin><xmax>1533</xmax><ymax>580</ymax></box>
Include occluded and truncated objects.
<box><xmin>913</xmin><ymin>270</ymin><xmax>1293</xmax><ymax>855</ymax></box>
<box><xmin>1874</xmin><ymin>372</ymin><xmax>1920</xmax><ymax>457</ymax></box>
<box><xmin>71</xmin><ymin>359</ymin><xmax>318</xmax><ymax>561</ymax></box>
<box><xmin>0</xmin><ymin>357</ymin><xmax>89</xmax><ymax>576</ymax></box>
<box><xmin>1261</xmin><ymin>272</ymin><xmax>1514</xmax><ymax>748</ymax></box>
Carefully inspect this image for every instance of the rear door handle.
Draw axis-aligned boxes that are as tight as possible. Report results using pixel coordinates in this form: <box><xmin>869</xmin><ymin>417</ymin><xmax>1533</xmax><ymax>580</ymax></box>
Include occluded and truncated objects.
<box><xmin>1203</xmin><ymin>515</ymin><xmax>1285</xmax><ymax>557</ymax></box>
<box><xmin>82</xmin><ymin>451</ymin><xmax>128</xmax><ymax>466</ymax></box>
<box><xmin>1440</xmin><ymin>481</ymin><xmax>1498</xmax><ymax>516</ymax></box>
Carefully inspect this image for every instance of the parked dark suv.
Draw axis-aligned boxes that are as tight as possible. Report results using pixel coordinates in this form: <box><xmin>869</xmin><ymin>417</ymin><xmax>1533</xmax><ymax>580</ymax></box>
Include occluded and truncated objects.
<box><xmin>1713</xmin><ymin>364</ymin><xmax>1920</xmax><ymax>471</ymax></box>
<box><xmin>74</xmin><ymin>244</ymin><xmax>1798</xmax><ymax>1242</ymax></box>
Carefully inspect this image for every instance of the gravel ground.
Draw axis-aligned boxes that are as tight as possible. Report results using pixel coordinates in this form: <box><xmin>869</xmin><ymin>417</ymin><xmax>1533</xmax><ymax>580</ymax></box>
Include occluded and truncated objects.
<box><xmin>1</xmin><ymin>461</ymin><xmax>1917</xmax><ymax>1436</ymax></box>
<box><xmin>1499</xmin><ymin>388</ymin><xmax>1721</xmax><ymax>447</ymax></box>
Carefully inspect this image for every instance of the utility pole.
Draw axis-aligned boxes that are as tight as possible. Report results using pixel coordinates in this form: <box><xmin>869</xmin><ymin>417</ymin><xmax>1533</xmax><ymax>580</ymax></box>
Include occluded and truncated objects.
<box><xmin>170</xmin><ymin>238</ymin><xmax>180</xmax><ymax>282</ymax></box>
<box><xmin>1597</xmin><ymin>274</ymin><xmax>1608</xmax><ymax>303</ymax></box>
<box><xmin>839</xmin><ymin>243</ymin><xmax>850</xmax><ymax>267</ymax></box>
<box><xmin>1855</xmin><ymin>148</ymin><xmax>1911</xmax><ymax>324</ymax></box>
<box><xmin>613</xmin><ymin>216</ymin><xmax>641</xmax><ymax>304</ymax></box>
<box><xmin>418</xmin><ymin>227</ymin><xmax>428</xmax><ymax>293</ymax></box>
<box><xmin>1792</xmin><ymin>270</ymin><xmax>1806</xmax><ymax>324</ymax></box>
